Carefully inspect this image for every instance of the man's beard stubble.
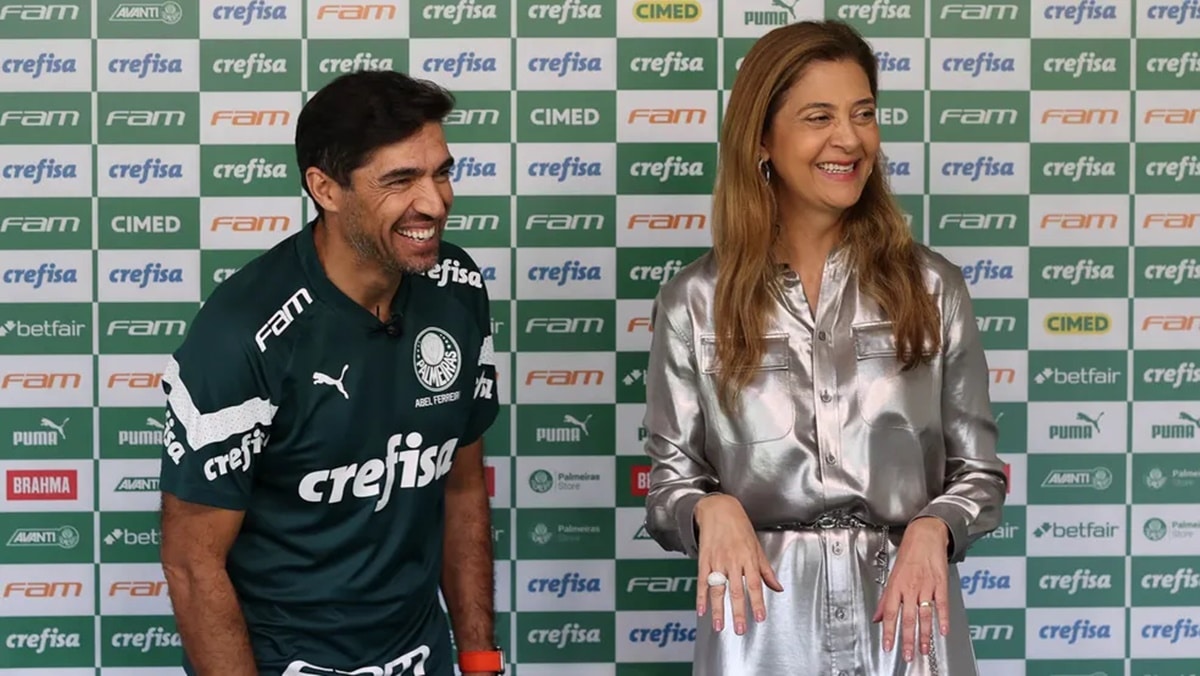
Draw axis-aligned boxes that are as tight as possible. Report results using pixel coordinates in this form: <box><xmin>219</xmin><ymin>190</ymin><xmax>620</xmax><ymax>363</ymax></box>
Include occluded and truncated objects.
<box><xmin>342</xmin><ymin>199</ymin><xmax>439</xmax><ymax>276</ymax></box>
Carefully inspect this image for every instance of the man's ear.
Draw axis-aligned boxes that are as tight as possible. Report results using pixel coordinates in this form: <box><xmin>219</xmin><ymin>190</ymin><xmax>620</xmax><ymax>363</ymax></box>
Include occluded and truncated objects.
<box><xmin>305</xmin><ymin>167</ymin><xmax>344</xmax><ymax>215</ymax></box>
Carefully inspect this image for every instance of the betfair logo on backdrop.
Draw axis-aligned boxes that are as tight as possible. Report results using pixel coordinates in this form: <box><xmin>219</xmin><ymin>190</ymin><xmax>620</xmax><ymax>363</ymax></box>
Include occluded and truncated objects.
<box><xmin>212</xmin><ymin>1</ymin><xmax>288</xmax><ymax>23</ymax></box>
<box><xmin>1029</xmin><ymin>352</ymin><xmax>1126</xmax><ymax>401</ymax></box>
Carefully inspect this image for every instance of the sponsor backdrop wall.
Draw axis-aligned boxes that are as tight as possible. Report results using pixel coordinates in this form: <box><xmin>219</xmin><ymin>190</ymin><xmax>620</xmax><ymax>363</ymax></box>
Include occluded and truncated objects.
<box><xmin>1</xmin><ymin>0</ymin><xmax>1198</xmax><ymax>674</ymax></box>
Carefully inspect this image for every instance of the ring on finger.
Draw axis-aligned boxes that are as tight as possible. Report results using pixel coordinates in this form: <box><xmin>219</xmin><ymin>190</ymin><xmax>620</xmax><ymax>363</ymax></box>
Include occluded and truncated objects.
<box><xmin>707</xmin><ymin>571</ymin><xmax>729</xmax><ymax>587</ymax></box>
<box><xmin>918</xmin><ymin>600</ymin><xmax>933</xmax><ymax>609</ymax></box>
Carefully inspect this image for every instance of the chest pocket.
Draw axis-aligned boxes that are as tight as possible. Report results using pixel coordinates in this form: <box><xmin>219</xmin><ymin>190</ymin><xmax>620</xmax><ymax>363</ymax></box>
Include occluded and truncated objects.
<box><xmin>700</xmin><ymin>333</ymin><xmax>794</xmax><ymax>445</ymax></box>
<box><xmin>852</xmin><ymin>321</ymin><xmax>936</xmax><ymax>431</ymax></box>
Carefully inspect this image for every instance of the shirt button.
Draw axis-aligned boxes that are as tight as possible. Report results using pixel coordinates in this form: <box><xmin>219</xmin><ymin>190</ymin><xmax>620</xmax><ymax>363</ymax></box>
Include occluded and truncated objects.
<box><xmin>826</xmin><ymin>453</ymin><xmax>836</xmax><ymax>464</ymax></box>
<box><xmin>820</xmin><ymin>390</ymin><xmax>831</xmax><ymax>402</ymax></box>
<box><xmin>818</xmin><ymin>330</ymin><xmax>827</xmax><ymax>341</ymax></box>
<box><xmin>836</xmin><ymin>608</ymin><xmax>847</xmax><ymax>620</ymax></box>
<box><xmin>832</xmin><ymin>542</ymin><xmax>843</xmax><ymax>555</ymax></box>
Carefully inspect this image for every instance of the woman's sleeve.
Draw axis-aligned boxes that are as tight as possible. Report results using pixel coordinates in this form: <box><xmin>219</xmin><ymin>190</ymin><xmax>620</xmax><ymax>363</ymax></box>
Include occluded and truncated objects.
<box><xmin>911</xmin><ymin>271</ymin><xmax>1009</xmax><ymax>563</ymax></box>
<box><xmin>642</xmin><ymin>294</ymin><xmax>717</xmax><ymax>559</ymax></box>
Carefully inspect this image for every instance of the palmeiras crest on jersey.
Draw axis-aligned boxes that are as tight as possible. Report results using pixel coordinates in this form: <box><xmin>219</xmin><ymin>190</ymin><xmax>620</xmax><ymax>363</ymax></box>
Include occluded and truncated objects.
<box><xmin>413</xmin><ymin>327</ymin><xmax>462</xmax><ymax>393</ymax></box>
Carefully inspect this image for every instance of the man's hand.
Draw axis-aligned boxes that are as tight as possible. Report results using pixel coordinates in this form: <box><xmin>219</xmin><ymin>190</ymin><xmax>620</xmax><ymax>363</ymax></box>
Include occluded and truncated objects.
<box><xmin>440</xmin><ymin>438</ymin><xmax>497</xmax><ymax>655</ymax></box>
<box><xmin>160</xmin><ymin>493</ymin><xmax>258</xmax><ymax>676</ymax></box>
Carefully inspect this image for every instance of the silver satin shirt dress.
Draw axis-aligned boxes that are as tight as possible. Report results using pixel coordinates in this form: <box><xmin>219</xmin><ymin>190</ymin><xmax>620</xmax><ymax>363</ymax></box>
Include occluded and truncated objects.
<box><xmin>642</xmin><ymin>244</ymin><xmax>1008</xmax><ymax>676</ymax></box>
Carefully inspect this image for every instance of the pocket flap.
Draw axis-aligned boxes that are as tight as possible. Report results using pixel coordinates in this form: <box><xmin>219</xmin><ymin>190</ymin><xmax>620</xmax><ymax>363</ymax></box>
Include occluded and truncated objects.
<box><xmin>852</xmin><ymin>321</ymin><xmax>897</xmax><ymax>359</ymax></box>
<box><xmin>699</xmin><ymin>333</ymin><xmax>790</xmax><ymax>374</ymax></box>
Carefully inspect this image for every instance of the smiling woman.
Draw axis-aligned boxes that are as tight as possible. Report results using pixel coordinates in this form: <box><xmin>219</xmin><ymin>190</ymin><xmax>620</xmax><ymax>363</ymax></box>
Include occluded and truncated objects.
<box><xmin>641</xmin><ymin>18</ymin><xmax>1007</xmax><ymax>676</ymax></box>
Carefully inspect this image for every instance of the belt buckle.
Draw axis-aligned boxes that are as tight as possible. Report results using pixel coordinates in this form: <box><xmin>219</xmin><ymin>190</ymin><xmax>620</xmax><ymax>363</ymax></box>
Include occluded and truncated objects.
<box><xmin>814</xmin><ymin>514</ymin><xmax>841</xmax><ymax>529</ymax></box>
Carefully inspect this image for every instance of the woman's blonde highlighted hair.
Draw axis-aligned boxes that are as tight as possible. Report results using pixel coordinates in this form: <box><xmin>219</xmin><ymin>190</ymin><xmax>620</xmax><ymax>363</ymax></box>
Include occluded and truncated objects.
<box><xmin>710</xmin><ymin>20</ymin><xmax>941</xmax><ymax>414</ymax></box>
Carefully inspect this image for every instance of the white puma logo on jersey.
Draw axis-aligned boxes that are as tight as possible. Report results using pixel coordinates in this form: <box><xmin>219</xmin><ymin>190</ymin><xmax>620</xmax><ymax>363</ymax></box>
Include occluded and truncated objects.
<box><xmin>313</xmin><ymin>364</ymin><xmax>349</xmax><ymax>400</ymax></box>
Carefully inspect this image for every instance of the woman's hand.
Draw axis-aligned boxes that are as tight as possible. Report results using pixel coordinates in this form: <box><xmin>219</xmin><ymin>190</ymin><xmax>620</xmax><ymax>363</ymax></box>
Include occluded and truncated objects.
<box><xmin>872</xmin><ymin>517</ymin><xmax>952</xmax><ymax>662</ymax></box>
<box><xmin>694</xmin><ymin>495</ymin><xmax>784</xmax><ymax>635</ymax></box>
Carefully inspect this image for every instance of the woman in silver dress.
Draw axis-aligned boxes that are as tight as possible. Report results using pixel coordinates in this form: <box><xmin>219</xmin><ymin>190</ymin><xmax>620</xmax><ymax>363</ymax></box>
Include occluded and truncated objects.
<box><xmin>642</xmin><ymin>20</ymin><xmax>1008</xmax><ymax>676</ymax></box>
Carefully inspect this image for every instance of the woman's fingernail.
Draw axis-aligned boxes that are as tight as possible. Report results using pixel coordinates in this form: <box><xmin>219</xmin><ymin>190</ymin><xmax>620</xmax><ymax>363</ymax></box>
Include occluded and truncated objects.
<box><xmin>755</xmin><ymin>610</ymin><xmax>765</xmax><ymax>622</ymax></box>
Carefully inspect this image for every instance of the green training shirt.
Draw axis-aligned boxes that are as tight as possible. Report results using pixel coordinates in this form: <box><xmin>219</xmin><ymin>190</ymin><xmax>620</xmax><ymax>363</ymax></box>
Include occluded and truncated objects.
<box><xmin>159</xmin><ymin>219</ymin><xmax>499</xmax><ymax>676</ymax></box>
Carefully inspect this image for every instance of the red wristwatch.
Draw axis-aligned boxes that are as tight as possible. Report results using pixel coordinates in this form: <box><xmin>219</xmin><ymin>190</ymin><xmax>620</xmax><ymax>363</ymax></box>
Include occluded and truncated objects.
<box><xmin>458</xmin><ymin>647</ymin><xmax>505</xmax><ymax>674</ymax></box>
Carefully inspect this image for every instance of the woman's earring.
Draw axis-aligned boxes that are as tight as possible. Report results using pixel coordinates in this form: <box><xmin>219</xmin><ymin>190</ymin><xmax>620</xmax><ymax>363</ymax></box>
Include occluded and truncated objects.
<box><xmin>758</xmin><ymin>157</ymin><xmax>771</xmax><ymax>184</ymax></box>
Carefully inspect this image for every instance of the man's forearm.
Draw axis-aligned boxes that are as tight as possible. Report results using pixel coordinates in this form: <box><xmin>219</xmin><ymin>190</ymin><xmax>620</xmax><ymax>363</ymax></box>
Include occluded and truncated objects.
<box><xmin>441</xmin><ymin>481</ymin><xmax>495</xmax><ymax>652</ymax></box>
<box><xmin>164</xmin><ymin>564</ymin><xmax>257</xmax><ymax>676</ymax></box>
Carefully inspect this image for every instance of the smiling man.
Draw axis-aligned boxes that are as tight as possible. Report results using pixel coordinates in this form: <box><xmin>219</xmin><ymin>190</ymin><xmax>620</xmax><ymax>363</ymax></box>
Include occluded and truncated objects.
<box><xmin>157</xmin><ymin>71</ymin><xmax>503</xmax><ymax>676</ymax></box>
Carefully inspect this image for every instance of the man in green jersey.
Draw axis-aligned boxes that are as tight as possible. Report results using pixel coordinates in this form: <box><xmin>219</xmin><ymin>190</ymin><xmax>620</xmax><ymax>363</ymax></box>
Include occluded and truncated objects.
<box><xmin>158</xmin><ymin>71</ymin><xmax>503</xmax><ymax>676</ymax></box>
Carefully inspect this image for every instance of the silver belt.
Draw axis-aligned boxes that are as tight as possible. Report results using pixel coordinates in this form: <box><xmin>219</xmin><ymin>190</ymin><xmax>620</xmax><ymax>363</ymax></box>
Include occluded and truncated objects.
<box><xmin>759</xmin><ymin>512</ymin><xmax>893</xmax><ymax>583</ymax></box>
<box><xmin>760</xmin><ymin>512</ymin><xmax>887</xmax><ymax>531</ymax></box>
<box><xmin>759</xmin><ymin>514</ymin><xmax>939</xmax><ymax>676</ymax></box>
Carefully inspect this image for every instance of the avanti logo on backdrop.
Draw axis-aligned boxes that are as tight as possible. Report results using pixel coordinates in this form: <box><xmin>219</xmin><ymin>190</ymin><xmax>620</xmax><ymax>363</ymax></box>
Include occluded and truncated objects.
<box><xmin>109</xmin><ymin>2</ymin><xmax>184</xmax><ymax>24</ymax></box>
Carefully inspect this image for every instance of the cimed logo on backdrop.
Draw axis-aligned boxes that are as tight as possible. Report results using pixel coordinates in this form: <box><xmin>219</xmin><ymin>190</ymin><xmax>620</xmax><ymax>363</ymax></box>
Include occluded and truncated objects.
<box><xmin>413</xmin><ymin>327</ymin><xmax>461</xmax><ymax>393</ymax></box>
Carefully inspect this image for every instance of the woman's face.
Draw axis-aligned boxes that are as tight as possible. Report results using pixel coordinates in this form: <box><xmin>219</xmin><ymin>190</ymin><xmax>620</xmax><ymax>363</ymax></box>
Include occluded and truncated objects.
<box><xmin>761</xmin><ymin>59</ymin><xmax>880</xmax><ymax>219</ymax></box>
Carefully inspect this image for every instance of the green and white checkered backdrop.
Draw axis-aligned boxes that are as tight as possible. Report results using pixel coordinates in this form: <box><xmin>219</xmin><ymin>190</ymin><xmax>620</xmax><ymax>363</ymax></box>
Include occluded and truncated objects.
<box><xmin>1</xmin><ymin>0</ymin><xmax>1198</xmax><ymax>674</ymax></box>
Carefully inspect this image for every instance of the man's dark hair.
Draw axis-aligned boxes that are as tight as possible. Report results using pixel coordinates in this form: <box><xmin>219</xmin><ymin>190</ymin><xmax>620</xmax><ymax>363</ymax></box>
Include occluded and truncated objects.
<box><xmin>295</xmin><ymin>70</ymin><xmax>456</xmax><ymax>214</ymax></box>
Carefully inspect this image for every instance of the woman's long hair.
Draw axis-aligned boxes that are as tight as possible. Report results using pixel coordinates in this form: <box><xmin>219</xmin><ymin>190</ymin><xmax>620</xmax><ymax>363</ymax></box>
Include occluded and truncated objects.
<box><xmin>711</xmin><ymin>20</ymin><xmax>941</xmax><ymax>414</ymax></box>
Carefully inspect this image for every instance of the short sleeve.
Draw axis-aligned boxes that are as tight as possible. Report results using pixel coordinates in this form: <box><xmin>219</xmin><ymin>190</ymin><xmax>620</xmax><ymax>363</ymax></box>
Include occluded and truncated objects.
<box><xmin>457</xmin><ymin>261</ymin><xmax>499</xmax><ymax>448</ymax></box>
<box><xmin>158</xmin><ymin>326</ymin><xmax>277</xmax><ymax>512</ymax></box>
